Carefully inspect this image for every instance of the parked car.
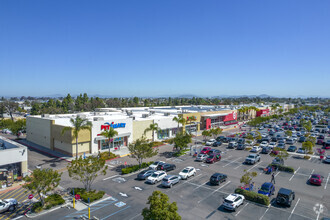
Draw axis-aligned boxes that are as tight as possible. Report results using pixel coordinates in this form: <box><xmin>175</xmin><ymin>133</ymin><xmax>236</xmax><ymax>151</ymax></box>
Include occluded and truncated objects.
<box><xmin>286</xmin><ymin>138</ymin><xmax>294</xmax><ymax>145</ymax></box>
<box><xmin>258</xmin><ymin>182</ymin><xmax>275</xmax><ymax>197</ymax></box>
<box><xmin>195</xmin><ymin>153</ymin><xmax>208</xmax><ymax>162</ymax></box>
<box><xmin>200</xmin><ymin>147</ymin><xmax>212</xmax><ymax>154</ymax></box>
<box><xmin>205</xmin><ymin>153</ymin><xmax>221</xmax><ymax>163</ymax></box>
<box><xmin>161</xmin><ymin>175</ymin><xmax>181</xmax><ymax>188</ymax></box>
<box><xmin>261</xmin><ymin>147</ymin><xmax>271</xmax><ymax>154</ymax></box>
<box><xmin>299</xmin><ymin>136</ymin><xmax>306</xmax><ymax>142</ymax></box>
<box><xmin>269</xmin><ymin>142</ymin><xmax>276</xmax><ymax>148</ymax></box>
<box><xmin>317</xmin><ymin>139</ymin><xmax>325</xmax><ymax>145</ymax></box>
<box><xmin>179</xmin><ymin>167</ymin><xmax>196</xmax><ymax>180</ymax></box>
<box><xmin>286</xmin><ymin>145</ymin><xmax>296</xmax><ymax>152</ymax></box>
<box><xmin>213</xmin><ymin>141</ymin><xmax>222</xmax><ymax>147</ymax></box>
<box><xmin>222</xmin><ymin>194</ymin><xmax>245</xmax><ymax>211</ymax></box>
<box><xmin>157</xmin><ymin>163</ymin><xmax>176</xmax><ymax>172</ymax></box>
<box><xmin>228</xmin><ymin>142</ymin><xmax>238</xmax><ymax>149</ymax></box>
<box><xmin>208</xmin><ymin>149</ymin><xmax>221</xmax><ymax>155</ymax></box>
<box><xmin>0</xmin><ymin>199</ymin><xmax>17</xmax><ymax>214</ymax></box>
<box><xmin>149</xmin><ymin>161</ymin><xmax>165</xmax><ymax>170</ymax></box>
<box><xmin>276</xmin><ymin>188</ymin><xmax>295</xmax><ymax>207</ymax></box>
<box><xmin>147</xmin><ymin>171</ymin><xmax>167</xmax><ymax>184</ymax></box>
<box><xmin>297</xmin><ymin>148</ymin><xmax>306</xmax><ymax>154</ymax></box>
<box><xmin>137</xmin><ymin>169</ymin><xmax>155</xmax><ymax>180</ymax></box>
<box><xmin>209</xmin><ymin>173</ymin><xmax>227</xmax><ymax>185</ymax></box>
<box><xmin>309</xmin><ymin>174</ymin><xmax>324</xmax><ymax>186</ymax></box>
<box><xmin>272</xmin><ymin>157</ymin><xmax>284</xmax><ymax>166</ymax></box>
<box><xmin>277</xmin><ymin>143</ymin><xmax>286</xmax><ymax>150</ymax></box>
<box><xmin>260</xmin><ymin>141</ymin><xmax>268</xmax><ymax>148</ymax></box>
<box><xmin>324</xmin><ymin>140</ymin><xmax>330</xmax><ymax>149</ymax></box>
<box><xmin>206</xmin><ymin>139</ymin><xmax>216</xmax><ymax>146</ymax></box>
<box><xmin>237</xmin><ymin>138</ymin><xmax>245</xmax><ymax>144</ymax></box>
<box><xmin>251</xmin><ymin>146</ymin><xmax>261</xmax><ymax>152</ymax></box>
<box><xmin>237</xmin><ymin>144</ymin><xmax>246</xmax><ymax>150</ymax></box>
<box><xmin>245</xmin><ymin>154</ymin><xmax>260</xmax><ymax>164</ymax></box>
<box><xmin>323</xmin><ymin>155</ymin><xmax>330</xmax><ymax>164</ymax></box>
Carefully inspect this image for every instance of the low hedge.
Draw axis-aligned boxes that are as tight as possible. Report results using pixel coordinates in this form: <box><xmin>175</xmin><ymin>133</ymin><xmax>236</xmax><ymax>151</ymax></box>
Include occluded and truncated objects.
<box><xmin>72</xmin><ymin>188</ymin><xmax>105</xmax><ymax>203</ymax></box>
<box><xmin>173</xmin><ymin>149</ymin><xmax>190</xmax><ymax>157</ymax></box>
<box><xmin>269</xmin><ymin>164</ymin><xmax>295</xmax><ymax>173</ymax></box>
<box><xmin>152</xmin><ymin>142</ymin><xmax>164</xmax><ymax>147</ymax></box>
<box><xmin>99</xmin><ymin>152</ymin><xmax>119</xmax><ymax>161</ymax></box>
<box><xmin>44</xmin><ymin>194</ymin><xmax>65</xmax><ymax>210</ymax></box>
<box><xmin>32</xmin><ymin>202</ymin><xmax>43</xmax><ymax>213</ymax></box>
<box><xmin>121</xmin><ymin>161</ymin><xmax>154</xmax><ymax>174</ymax></box>
<box><xmin>234</xmin><ymin>188</ymin><xmax>270</xmax><ymax>206</ymax></box>
<box><xmin>245</xmin><ymin>147</ymin><xmax>252</xmax><ymax>151</ymax></box>
<box><xmin>303</xmin><ymin>156</ymin><xmax>311</xmax><ymax>160</ymax></box>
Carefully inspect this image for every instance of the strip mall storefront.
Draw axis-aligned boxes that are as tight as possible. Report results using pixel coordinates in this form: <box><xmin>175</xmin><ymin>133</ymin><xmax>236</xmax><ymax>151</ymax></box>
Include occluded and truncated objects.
<box><xmin>256</xmin><ymin>109</ymin><xmax>270</xmax><ymax>117</ymax></box>
<box><xmin>92</xmin><ymin>119</ymin><xmax>133</xmax><ymax>154</ymax></box>
<box><xmin>202</xmin><ymin>111</ymin><xmax>238</xmax><ymax>130</ymax></box>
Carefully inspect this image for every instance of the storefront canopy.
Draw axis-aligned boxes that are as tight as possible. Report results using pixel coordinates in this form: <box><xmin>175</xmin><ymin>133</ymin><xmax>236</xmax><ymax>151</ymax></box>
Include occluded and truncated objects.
<box><xmin>202</xmin><ymin>113</ymin><xmax>229</xmax><ymax>118</ymax></box>
<box><xmin>95</xmin><ymin>132</ymin><xmax>131</xmax><ymax>141</ymax></box>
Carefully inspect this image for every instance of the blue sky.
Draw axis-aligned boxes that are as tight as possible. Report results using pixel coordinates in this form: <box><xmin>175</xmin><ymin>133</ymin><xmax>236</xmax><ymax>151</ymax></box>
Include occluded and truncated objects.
<box><xmin>1</xmin><ymin>0</ymin><xmax>329</xmax><ymax>97</ymax></box>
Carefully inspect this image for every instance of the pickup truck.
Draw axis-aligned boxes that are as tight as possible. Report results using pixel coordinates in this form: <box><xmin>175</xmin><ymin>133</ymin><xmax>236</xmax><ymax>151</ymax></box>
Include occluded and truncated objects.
<box><xmin>245</xmin><ymin>154</ymin><xmax>261</xmax><ymax>165</ymax></box>
<box><xmin>0</xmin><ymin>198</ymin><xmax>17</xmax><ymax>213</ymax></box>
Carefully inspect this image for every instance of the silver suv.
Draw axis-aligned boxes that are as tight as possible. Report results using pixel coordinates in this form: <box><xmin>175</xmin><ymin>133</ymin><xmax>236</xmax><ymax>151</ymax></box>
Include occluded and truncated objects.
<box><xmin>0</xmin><ymin>199</ymin><xmax>17</xmax><ymax>213</ymax></box>
<box><xmin>161</xmin><ymin>175</ymin><xmax>181</xmax><ymax>188</ymax></box>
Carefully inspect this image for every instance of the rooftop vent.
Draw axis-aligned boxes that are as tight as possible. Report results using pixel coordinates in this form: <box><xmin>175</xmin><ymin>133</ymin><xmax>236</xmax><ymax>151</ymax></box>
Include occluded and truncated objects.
<box><xmin>142</xmin><ymin>114</ymin><xmax>149</xmax><ymax>118</ymax></box>
<box><xmin>93</xmin><ymin>117</ymin><xmax>104</xmax><ymax>121</ymax></box>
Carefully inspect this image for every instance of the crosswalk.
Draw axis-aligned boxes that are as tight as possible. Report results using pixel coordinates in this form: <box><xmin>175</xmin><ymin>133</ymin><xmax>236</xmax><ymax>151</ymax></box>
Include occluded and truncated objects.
<box><xmin>0</xmin><ymin>187</ymin><xmax>38</xmax><ymax>220</ymax></box>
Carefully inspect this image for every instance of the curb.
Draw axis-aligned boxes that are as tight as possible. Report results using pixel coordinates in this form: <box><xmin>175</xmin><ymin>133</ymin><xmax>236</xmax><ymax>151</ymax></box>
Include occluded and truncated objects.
<box><xmin>25</xmin><ymin>202</ymin><xmax>70</xmax><ymax>218</ymax></box>
<box><xmin>15</xmin><ymin>140</ymin><xmax>72</xmax><ymax>163</ymax></box>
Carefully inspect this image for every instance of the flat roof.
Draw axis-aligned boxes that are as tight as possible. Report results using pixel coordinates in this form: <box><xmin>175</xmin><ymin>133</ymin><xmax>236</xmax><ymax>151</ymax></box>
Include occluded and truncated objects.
<box><xmin>202</xmin><ymin>113</ymin><xmax>230</xmax><ymax>117</ymax></box>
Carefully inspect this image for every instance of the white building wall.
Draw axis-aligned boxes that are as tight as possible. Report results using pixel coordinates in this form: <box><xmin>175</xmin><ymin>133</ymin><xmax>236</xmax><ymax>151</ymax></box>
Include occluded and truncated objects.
<box><xmin>0</xmin><ymin>137</ymin><xmax>28</xmax><ymax>166</ymax></box>
<box><xmin>91</xmin><ymin>118</ymin><xmax>133</xmax><ymax>153</ymax></box>
<box><xmin>154</xmin><ymin>117</ymin><xmax>178</xmax><ymax>140</ymax></box>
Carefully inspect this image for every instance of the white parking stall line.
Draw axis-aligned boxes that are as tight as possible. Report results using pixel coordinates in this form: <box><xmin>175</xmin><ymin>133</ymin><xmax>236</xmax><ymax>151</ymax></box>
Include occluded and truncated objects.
<box><xmin>234</xmin><ymin>163</ymin><xmax>244</xmax><ymax>170</ymax></box>
<box><xmin>223</xmin><ymin>157</ymin><xmax>242</xmax><ymax>167</ymax></box>
<box><xmin>197</xmin><ymin>181</ymin><xmax>231</xmax><ymax>204</ymax></box>
<box><xmin>235</xmin><ymin>202</ymin><xmax>249</xmax><ymax>216</ymax></box>
<box><xmin>275</xmin><ymin>171</ymin><xmax>281</xmax><ymax>177</ymax></box>
<box><xmin>309</xmin><ymin>169</ymin><xmax>314</xmax><ymax>178</ymax></box>
<box><xmin>288</xmin><ymin>198</ymin><xmax>300</xmax><ymax>220</ymax></box>
<box><xmin>247</xmin><ymin>161</ymin><xmax>262</xmax><ymax>172</ymax></box>
<box><xmin>325</xmin><ymin>173</ymin><xmax>330</xmax><ymax>190</ymax></box>
<box><xmin>193</xmin><ymin>181</ymin><xmax>209</xmax><ymax>191</ymax></box>
<box><xmin>103</xmin><ymin>175</ymin><xmax>120</xmax><ymax>181</ymax></box>
<box><xmin>295</xmin><ymin>173</ymin><xmax>309</xmax><ymax>177</ymax></box>
<box><xmin>259</xmin><ymin>206</ymin><xmax>270</xmax><ymax>220</ymax></box>
<box><xmin>289</xmin><ymin>167</ymin><xmax>300</xmax><ymax>181</ymax></box>
<box><xmin>168</xmin><ymin>173</ymin><xmax>203</xmax><ymax>192</ymax></box>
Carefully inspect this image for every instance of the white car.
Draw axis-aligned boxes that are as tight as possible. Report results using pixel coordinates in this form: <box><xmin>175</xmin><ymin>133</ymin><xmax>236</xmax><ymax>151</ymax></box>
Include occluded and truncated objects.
<box><xmin>206</xmin><ymin>139</ymin><xmax>216</xmax><ymax>146</ymax></box>
<box><xmin>147</xmin><ymin>171</ymin><xmax>167</xmax><ymax>184</ymax></box>
<box><xmin>323</xmin><ymin>155</ymin><xmax>330</xmax><ymax>164</ymax></box>
<box><xmin>251</xmin><ymin>146</ymin><xmax>261</xmax><ymax>152</ymax></box>
<box><xmin>179</xmin><ymin>167</ymin><xmax>196</xmax><ymax>180</ymax></box>
<box><xmin>222</xmin><ymin>194</ymin><xmax>245</xmax><ymax>211</ymax></box>
<box><xmin>149</xmin><ymin>161</ymin><xmax>165</xmax><ymax>170</ymax></box>
<box><xmin>195</xmin><ymin>154</ymin><xmax>208</xmax><ymax>162</ymax></box>
<box><xmin>269</xmin><ymin>142</ymin><xmax>276</xmax><ymax>148</ymax></box>
<box><xmin>260</xmin><ymin>141</ymin><xmax>268</xmax><ymax>148</ymax></box>
<box><xmin>0</xmin><ymin>199</ymin><xmax>17</xmax><ymax>213</ymax></box>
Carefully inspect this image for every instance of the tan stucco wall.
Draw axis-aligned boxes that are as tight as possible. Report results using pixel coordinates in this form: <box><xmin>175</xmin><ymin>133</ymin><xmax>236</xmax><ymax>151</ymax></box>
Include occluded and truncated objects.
<box><xmin>54</xmin><ymin>139</ymin><xmax>73</xmax><ymax>155</ymax></box>
<box><xmin>21</xmin><ymin>161</ymin><xmax>28</xmax><ymax>174</ymax></box>
<box><xmin>180</xmin><ymin>113</ymin><xmax>202</xmax><ymax>132</ymax></box>
<box><xmin>26</xmin><ymin>117</ymin><xmax>53</xmax><ymax>149</ymax></box>
<box><xmin>133</xmin><ymin>120</ymin><xmax>153</xmax><ymax>142</ymax></box>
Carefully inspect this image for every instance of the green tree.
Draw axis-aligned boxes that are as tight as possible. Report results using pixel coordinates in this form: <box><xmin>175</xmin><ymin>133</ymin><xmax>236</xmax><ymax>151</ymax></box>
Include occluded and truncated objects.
<box><xmin>240</xmin><ymin>170</ymin><xmax>257</xmax><ymax>191</ymax></box>
<box><xmin>302</xmin><ymin>121</ymin><xmax>312</xmax><ymax>132</ymax></box>
<box><xmin>285</xmin><ymin>130</ymin><xmax>292</xmax><ymax>137</ymax></box>
<box><xmin>100</xmin><ymin>127</ymin><xmax>118</xmax><ymax>156</ymax></box>
<box><xmin>9</xmin><ymin>119</ymin><xmax>26</xmax><ymax>139</ymax></box>
<box><xmin>202</xmin><ymin>130</ymin><xmax>211</xmax><ymax>141</ymax></box>
<box><xmin>270</xmin><ymin>147</ymin><xmax>289</xmax><ymax>162</ymax></box>
<box><xmin>142</xmin><ymin>191</ymin><xmax>181</xmax><ymax>220</ymax></box>
<box><xmin>172</xmin><ymin>115</ymin><xmax>186</xmax><ymax>132</ymax></box>
<box><xmin>209</xmin><ymin>127</ymin><xmax>223</xmax><ymax>140</ymax></box>
<box><xmin>61</xmin><ymin>116</ymin><xmax>93</xmax><ymax>159</ymax></box>
<box><xmin>3</xmin><ymin>100</ymin><xmax>18</xmax><ymax>121</ymax></box>
<box><xmin>144</xmin><ymin>122</ymin><xmax>160</xmax><ymax>142</ymax></box>
<box><xmin>23</xmin><ymin>168</ymin><xmax>62</xmax><ymax>206</ymax></box>
<box><xmin>67</xmin><ymin>156</ymin><xmax>107</xmax><ymax>191</ymax></box>
<box><xmin>170</xmin><ymin>132</ymin><xmax>192</xmax><ymax>153</ymax></box>
<box><xmin>128</xmin><ymin>136</ymin><xmax>158</xmax><ymax>168</ymax></box>
<box><xmin>302</xmin><ymin>141</ymin><xmax>314</xmax><ymax>155</ymax></box>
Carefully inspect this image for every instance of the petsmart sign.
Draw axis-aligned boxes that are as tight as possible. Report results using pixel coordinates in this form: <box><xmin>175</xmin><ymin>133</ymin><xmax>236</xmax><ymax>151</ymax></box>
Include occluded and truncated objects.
<box><xmin>101</xmin><ymin>122</ymin><xmax>126</xmax><ymax>130</ymax></box>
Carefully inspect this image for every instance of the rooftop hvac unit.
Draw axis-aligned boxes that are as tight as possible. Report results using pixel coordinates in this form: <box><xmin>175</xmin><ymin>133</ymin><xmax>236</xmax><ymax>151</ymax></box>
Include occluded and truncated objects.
<box><xmin>164</xmin><ymin>112</ymin><xmax>170</xmax><ymax>116</ymax></box>
<box><xmin>93</xmin><ymin>117</ymin><xmax>104</xmax><ymax>121</ymax></box>
<box><xmin>142</xmin><ymin>114</ymin><xmax>149</xmax><ymax>118</ymax></box>
<box><xmin>41</xmin><ymin>114</ymin><xmax>50</xmax><ymax>118</ymax></box>
<box><xmin>126</xmin><ymin>111</ymin><xmax>133</xmax><ymax>116</ymax></box>
<box><xmin>129</xmin><ymin>116</ymin><xmax>136</xmax><ymax>120</ymax></box>
<box><xmin>150</xmin><ymin>111</ymin><xmax>155</xmax><ymax>114</ymax></box>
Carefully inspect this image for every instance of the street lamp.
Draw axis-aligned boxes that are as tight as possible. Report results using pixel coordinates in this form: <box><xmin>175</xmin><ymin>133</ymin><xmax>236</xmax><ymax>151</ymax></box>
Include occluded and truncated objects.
<box><xmin>190</xmin><ymin>122</ymin><xmax>202</xmax><ymax>156</ymax></box>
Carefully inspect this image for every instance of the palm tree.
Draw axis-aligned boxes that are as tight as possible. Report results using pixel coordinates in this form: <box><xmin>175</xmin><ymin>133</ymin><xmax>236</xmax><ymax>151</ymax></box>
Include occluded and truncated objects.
<box><xmin>100</xmin><ymin>127</ymin><xmax>118</xmax><ymax>156</ymax></box>
<box><xmin>61</xmin><ymin>115</ymin><xmax>93</xmax><ymax>159</ymax></box>
<box><xmin>172</xmin><ymin>115</ymin><xmax>186</xmax><ymax>132</ymax></box>
<box><xmin>144</xmin><ymin>122</ymin><xmax>160</xmax><ymax>142</ymax></box>
<box><xmin>248</xmin><ymin>106</ymin><xmax>260</xmax><ymax>119</ymax></box>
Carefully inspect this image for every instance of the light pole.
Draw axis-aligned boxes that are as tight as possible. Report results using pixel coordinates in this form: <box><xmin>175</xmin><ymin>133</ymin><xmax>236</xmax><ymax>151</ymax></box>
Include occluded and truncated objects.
<box><xmin>190</xmin><ymin>122</ymin><xmax>202</xmax><ymax>156</ymax></box>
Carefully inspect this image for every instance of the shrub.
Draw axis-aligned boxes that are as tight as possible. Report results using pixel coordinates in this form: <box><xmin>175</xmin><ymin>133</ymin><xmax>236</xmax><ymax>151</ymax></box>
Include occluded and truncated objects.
<box><xmin>72</xmin><ymin>188</ymin><xmax>105</xmax><ymax>203</ymax></box>
<box><xmin>173</xmin><ymin>149</ymin><xmax>190</xmax><ymax>157</ymax></box>
<box><xmin>269</xmin><ymin>164</ymin><xmax>294</xmax><ymax>173</ymax></box>
<box><xmin>44</xmin><ymin>194</ymin><xmax>65</xmax><ymax>209</ymax></box>
<box><xmin>234</xmin><ymin>188</ymin><xmax>270</xmax><ymax>206</ymax></box>
<box><xmin>121</xmin><ymin>161</ymin><xmax>154</xmax><ymax>174</ymax></box>
<box><xmin>303</xmin><ymin>156</ymin><xmax>311</xmax><ymax>160</ymax></box>
<box><xmin>245</xmin><ymin>147</ymin><xmax>252</xmax><ymax>151</ymax></box>
<box><xmin>152</xmin><ymin>142</ymin><xmax>163</xmax><ymax>147</ymax></box>
<box><xmin>32</xmin><ymin>202</ymin><xmax>43</xmax><ymax>213</ymax></box>
<box><xmin>307</xmin><ymin>151</ymin><xmax>313</xmax><ymax>155</ymax></box>
<box><xmin>99</xmin><ymin>152</ymin><xmax>119</xmax><ymax>161</ymax></box>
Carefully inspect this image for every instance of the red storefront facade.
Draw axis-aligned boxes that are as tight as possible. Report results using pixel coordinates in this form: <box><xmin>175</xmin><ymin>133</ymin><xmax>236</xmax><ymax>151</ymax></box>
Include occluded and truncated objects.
<box><xmin>203</xmin><ymin>112</ymin><xmax>238</xmax><ymax>130</ymax></box>
<box><xmin>256</xmin><ymin>109</ymin><xmax>270</xmax><ymax>117</ymax></box>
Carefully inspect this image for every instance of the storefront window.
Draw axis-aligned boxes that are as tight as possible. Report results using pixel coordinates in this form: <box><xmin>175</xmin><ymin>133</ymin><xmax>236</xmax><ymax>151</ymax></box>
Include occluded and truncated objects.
<box><xmin>158</xmin><ymin>129</ymin><xmax>169</xmax><ymax>140</ymax></box>
<box><xmin>100</xmin><ymin>137</ymin><xmax>124</xmax><ymax>150</ymax></box>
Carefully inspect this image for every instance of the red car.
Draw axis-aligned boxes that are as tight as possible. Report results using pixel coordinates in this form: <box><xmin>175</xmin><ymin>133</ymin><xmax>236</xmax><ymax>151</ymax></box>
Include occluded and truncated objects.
<box><xmin>317</xmin><ymin>139</ymin><xmax>324</xmax><ymax>145</ymax></box>
<box><xmin>200</xmin><ymin>147</ymin><xmax>212</xmax><ymax>154</ymax></box>
<box><xmin>271</xmin><ymin>149</ymin><xmax>279</xmax><ymax>155</ymax></box>
<box><xmin>309</xmin><ymin>174</ymin><xmax>324</xmax><ymax>186</ymax></box>
<box><xmin>205</xmin><ymin>153</ymin><xmax>221</xmax><ymax>163</ymax></box>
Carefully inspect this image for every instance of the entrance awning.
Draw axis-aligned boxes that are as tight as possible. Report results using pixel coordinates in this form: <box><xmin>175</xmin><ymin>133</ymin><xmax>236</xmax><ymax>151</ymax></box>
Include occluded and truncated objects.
<box><xmin>95</xmin><ymin>132</ymin><xmax>131</xmax><ymax>141</ymax></box>
<box><xmin>202</xmin><ymin>113</ymin><xmax>229</xmax><ymax>118</ymax></box>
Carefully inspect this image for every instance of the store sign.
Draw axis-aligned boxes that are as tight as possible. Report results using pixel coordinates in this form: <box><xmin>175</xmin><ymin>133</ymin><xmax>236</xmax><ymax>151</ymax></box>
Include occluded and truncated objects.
<box><xmin>233</xmin><ymin>112</ymin><xmax>237</xmax><ymax>120</ymax></box>
<box><xmin>101</xmin><ymin>122</ymin><xmax>126</xmax><ymax>130</ymax></box>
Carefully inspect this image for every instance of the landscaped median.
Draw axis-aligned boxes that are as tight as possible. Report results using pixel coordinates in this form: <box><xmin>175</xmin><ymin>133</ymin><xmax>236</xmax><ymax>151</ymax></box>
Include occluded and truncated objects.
<box><xmin>32</xmin><ymin>193</ymin><xmax>66</xmax><ymax>213</ymax></box>
<box><xmin>269</xmin><ymin>164</ymin><xmax>295</xmax><ymax>173</ymax></box>
<box><xmin>71</xmin><ymin>188</ymin><xmax>105</xmax><ymax>203</ymax></box>
<box><xmin>121</xmin><ymin>161</ymin><xmax>154</xmax><ymax>174</ymax></box>
<box><xmin>234</xmin><ymin>188</ymin><xmax>270</xmax><ymax>206</ymax></box>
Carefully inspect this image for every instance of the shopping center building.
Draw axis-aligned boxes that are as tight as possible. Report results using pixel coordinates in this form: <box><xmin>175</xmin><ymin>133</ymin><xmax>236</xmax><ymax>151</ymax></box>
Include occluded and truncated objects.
<box><xmin>26</xmin><ymin>104</ymin><xmax>293</xmax><ymax>157</ymax></box>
